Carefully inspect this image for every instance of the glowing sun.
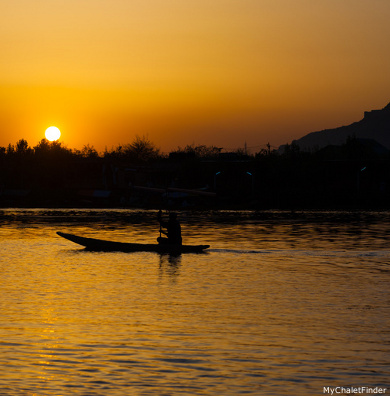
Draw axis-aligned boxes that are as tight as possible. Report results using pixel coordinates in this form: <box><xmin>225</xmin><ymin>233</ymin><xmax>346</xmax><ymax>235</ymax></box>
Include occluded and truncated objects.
<box><xmin>45</xmin><ymin>126</ymin><xmax>61</xmax><ymax>141</ymax></box>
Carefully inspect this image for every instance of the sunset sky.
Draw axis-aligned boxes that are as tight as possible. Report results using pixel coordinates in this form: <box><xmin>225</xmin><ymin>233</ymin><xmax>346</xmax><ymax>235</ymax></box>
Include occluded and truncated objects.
<box><xmin>1</xmin><ymin>0</ymin><xmax>390</xmax><ymax>153</ymax></box>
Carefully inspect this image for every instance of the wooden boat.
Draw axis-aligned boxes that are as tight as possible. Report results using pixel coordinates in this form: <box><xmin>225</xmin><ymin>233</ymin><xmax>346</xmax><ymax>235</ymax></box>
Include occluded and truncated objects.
<box><xmin>57</xmin><ymin>232</ymin><xmax>210</xmax><ymax>254</ymax></box>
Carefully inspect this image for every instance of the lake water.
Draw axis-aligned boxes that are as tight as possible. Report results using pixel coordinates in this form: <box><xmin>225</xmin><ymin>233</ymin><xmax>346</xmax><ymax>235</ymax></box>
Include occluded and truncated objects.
<box><xmin>0</xmin><ymin>209</ymin><xmax>389</xmax><ymax>395</ymax></box>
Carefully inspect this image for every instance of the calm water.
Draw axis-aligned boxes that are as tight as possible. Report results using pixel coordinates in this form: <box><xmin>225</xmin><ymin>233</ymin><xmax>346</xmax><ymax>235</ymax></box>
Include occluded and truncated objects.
<box><xmin>0</xmin><ymin>209</ymin><xmax>389</xmax><ymax>395</ymax></box>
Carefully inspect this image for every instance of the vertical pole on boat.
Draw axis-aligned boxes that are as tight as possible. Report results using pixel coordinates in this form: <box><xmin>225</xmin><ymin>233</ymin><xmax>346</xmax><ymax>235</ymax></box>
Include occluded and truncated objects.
<box><xmin>158</xmin><ymin>209</ymin><xmax>162</xmax><ymax>238</ymax></box>
<box><xmin>166</xmin><ymin>187</ymin><xmax>170</xmax><ymax>216</ymax></box>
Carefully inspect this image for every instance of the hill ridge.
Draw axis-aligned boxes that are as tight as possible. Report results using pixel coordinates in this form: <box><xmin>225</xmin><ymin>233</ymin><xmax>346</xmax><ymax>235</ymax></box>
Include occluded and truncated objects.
<box><xmin>289</xmin><ymin>102</ymin><xmax>390</xmax><ymax>151</ymax></box>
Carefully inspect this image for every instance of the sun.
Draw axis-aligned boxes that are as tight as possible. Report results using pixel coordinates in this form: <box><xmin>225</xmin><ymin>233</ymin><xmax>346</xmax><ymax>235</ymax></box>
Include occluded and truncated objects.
<box><xmin>45</xmin><ymin>126</ymin><xmax>61</xmax><ymax>141</ymax></box>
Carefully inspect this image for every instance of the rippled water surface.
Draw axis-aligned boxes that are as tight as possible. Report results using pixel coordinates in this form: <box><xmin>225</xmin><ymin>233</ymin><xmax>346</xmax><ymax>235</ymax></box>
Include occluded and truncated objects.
<box><xmin>0</xmin><ymin>209</ymin><xmax>389</xmax><ymax>395</ymax></box>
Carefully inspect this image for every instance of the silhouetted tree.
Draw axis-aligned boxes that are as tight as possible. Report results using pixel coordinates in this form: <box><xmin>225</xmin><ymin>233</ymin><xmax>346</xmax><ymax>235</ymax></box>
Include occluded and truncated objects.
<box><xmin>126</xmin><ymin>135</ymin><xmax>160</xmax><ymax>162</ymax></box>
<box><xmin>15</xmin><ymin>139</ymin><xmax>31</xmax><ymax>155</ymax></box>
<box><xmin>81</xmin><ymin>144</ymin><xmax>99</xmax><ymax>158</ymax></box>
<box><xmin>171</xmin><ymin>144</ymin><xmax>222</xmax><ymax>159</ymax></box>
<box><xmin>104</xmin><ymin>135</ymin><xmax>161</xmax><ymax>163</ymax></box>
<box><xmin>282</xmin><ymin>142</ymin><xmax>301</xmax><ymax>159</ymax></box>
<box><xmin>6</xmin><ymin>143</ymin><xmax>15</xmax><ymax>155</ymax></box>
<box><xmin>33</xmin><ymin>139</ymin><xmax>72</xmax><ymax>158</ymax></box>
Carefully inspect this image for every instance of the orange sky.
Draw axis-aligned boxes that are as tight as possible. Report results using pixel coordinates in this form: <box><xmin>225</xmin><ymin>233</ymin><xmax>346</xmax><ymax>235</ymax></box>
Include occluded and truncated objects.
<box><xmin>1</xmin><ymin>0</ymin><xmax>390</xmax><ymax>153</ymax></box>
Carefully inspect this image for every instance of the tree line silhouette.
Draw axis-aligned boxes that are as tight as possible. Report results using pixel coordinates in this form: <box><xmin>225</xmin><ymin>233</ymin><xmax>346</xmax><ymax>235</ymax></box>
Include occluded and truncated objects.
<box><xmin>2</xmin><ymin>135</ymin><xmax>390</xmax><ymax>209</ymax></box>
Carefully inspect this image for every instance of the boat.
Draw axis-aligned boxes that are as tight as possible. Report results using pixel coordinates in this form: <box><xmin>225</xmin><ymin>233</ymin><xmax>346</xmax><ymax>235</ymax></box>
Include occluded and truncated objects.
<box><xmin>57</xmin><ymin>232</ymin><xmax>210</xmax><ymax>254</ymax></box>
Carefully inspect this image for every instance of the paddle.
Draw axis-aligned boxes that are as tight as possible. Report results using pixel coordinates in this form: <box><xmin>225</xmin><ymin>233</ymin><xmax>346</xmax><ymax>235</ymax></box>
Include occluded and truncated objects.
<box><xmin>157</xmin><ymin>209</ymin><xmax>162</xmax><ymax>238</ymax></box>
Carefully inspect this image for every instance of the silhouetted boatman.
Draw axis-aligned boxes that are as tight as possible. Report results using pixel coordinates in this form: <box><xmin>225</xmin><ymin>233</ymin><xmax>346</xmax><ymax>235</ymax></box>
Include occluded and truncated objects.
<box><xmin>157</xmin><ymin>210</ymin><xmax>182</xmax><ymax>245</ymax></box>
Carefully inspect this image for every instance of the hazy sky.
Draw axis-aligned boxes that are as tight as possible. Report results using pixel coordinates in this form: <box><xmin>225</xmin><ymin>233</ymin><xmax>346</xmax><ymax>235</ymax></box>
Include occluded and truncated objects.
<box><xmin>1</xmin><ymin>0</ymin><xmax>390</xmax><ymax>153</ymax></box>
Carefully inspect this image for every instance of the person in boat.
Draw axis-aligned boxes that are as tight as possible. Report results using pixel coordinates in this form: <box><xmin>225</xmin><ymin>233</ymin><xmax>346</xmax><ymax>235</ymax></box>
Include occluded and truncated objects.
<box><xmin>157</xmin><ymin>210</ymin><xmax>182</xmax><ymax>245</ymax></box>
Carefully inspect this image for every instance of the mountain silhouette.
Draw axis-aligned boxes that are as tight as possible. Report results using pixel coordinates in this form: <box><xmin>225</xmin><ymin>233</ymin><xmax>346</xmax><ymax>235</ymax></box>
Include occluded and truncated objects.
<box><xmin>287</xmin><ymin>102</ymin><xmax>390</xmax><ymax>151</ymax></box>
